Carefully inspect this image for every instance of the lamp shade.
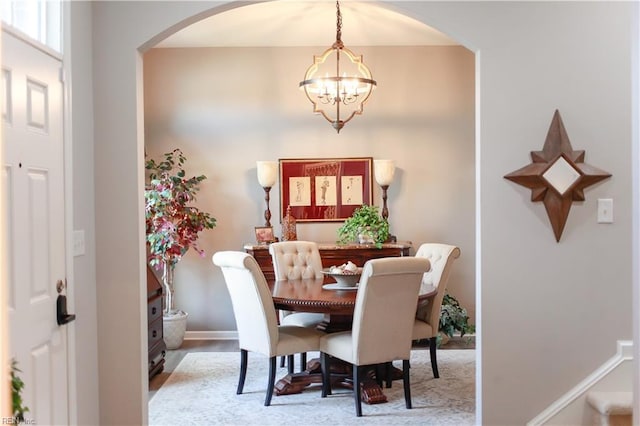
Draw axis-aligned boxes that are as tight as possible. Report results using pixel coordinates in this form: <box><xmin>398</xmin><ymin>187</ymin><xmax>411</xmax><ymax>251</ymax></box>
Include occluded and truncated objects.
<box><xmin>374</xmin><ymin>160</ymin><xmax>395</xmax><ymax>186</ymax></box>
<box><xmin>256</xmin><ymin>161</ymin><xmax>278</xmax><ymax>188</ymax></box>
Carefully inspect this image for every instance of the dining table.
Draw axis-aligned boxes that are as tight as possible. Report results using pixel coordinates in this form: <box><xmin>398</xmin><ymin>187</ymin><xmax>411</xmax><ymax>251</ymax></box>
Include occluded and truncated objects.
<box><xmin>269</xmin><ymin>275</ymin><xmax>437</xmax><ymax>404</ymax></box>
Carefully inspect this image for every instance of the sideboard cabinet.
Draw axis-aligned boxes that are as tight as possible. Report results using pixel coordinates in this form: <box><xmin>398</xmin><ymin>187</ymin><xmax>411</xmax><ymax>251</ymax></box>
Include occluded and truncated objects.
<box><xmin>244</xmin><ymin>242</ymin><xmax>412</xmax><ymax>281</ymax></box>
<box><xmin>147</xmin><ymin>264</ymin><xmax>166</xmax><ymax>379</ymax></box>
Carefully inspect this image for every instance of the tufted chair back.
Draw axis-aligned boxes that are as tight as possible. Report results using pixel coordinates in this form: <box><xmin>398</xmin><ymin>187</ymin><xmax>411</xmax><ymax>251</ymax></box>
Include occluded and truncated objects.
<box><xmin>269</xmin><ymin>241</ymin><xmax>324</xmax><ymax>280</ymax></box>
<box><xmin>414</xmin><ymin>243</ymin><xmax>461</xmax><ymax>332</ymax></box>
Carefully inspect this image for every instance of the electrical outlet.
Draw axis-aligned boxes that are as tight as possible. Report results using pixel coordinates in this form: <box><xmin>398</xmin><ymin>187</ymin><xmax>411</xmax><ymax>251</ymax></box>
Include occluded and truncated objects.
<box><xmin>597</xmin><ymin>199</ymin><xmax>613</xmax><ymax>224</ymax></box>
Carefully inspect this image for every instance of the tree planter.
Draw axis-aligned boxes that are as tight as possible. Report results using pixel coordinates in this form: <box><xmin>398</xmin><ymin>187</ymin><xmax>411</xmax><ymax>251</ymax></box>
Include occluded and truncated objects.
<box><xmin>163</xmin><ymin>310</ymin><xmax>188</xmax><ymax>350</ymax></box>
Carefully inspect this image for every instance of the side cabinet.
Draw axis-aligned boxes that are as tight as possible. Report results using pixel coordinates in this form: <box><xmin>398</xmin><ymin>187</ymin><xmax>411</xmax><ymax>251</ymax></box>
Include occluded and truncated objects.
<box><xmin>147</xmin><ymin>265</ymin><xmax>166</xmax><ymax>379</ymax></box>
<box><xmin>244</xmin><ymin>242</ymin><xmax>412</xmax><ymax>281</ymax></box>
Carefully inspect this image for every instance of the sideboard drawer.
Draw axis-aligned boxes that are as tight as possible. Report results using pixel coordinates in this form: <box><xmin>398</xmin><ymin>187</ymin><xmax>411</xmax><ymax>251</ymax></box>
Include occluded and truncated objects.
<box><xmin>321</xmin><ymin>246</ymin><xmax>410</xmax><ymax>267</ymax></box>
<box><xmin>148</xmin><ymin>294</ymin><xmax>163</xmax><ymax>323</ymax></box>
<box><xmin>148</xmin><ymin>316</ymin><xmax>164</xmax><ymax>348</ymax></box>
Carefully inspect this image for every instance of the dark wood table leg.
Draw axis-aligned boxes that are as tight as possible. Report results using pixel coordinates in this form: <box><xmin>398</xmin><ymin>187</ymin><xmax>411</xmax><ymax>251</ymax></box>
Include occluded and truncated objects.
<box><xmin>274</xmin><ymin>357</ymin><xmax>347</xmax><ymax>395</ymax></box>
<box><xmin>315</xmin><ymin>314</ymin><xmax>352</xmax><ymax>333</ymax></box>
<box><xmin>274</xmin><ymin>357</ymin><xmax>389</xmax><ymax>404</ymax></box>
<box><xmin>274</xmin><ymin>313</ymin><xmax>390</xmax><ymax>403</ymax></box>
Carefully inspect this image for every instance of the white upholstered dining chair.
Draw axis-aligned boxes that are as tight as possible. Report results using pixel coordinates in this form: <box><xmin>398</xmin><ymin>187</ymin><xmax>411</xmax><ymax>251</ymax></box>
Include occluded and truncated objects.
<box><xmin>212</xmin><ymin>251</ymin><xmax>324</xmax><ymax>406</ymax></box>
<box><xmin>319</xmin><ymin>257</ymin><xmax>431</xmax><ymax>417</ymax></box>
<box><xmin>269</xmin><ymin>241</ymin><xmax>325</xmax><ymax>371</ymax></box>
<box><xmin>411</xmin><ymin>243</ymin><xmax>461</xmax><ymax>378</ymax></box>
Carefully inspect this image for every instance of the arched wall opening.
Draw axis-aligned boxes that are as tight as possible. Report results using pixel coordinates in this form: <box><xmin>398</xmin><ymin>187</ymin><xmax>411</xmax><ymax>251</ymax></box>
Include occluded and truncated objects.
<box><xmin>139</xmin><ymin>0</ymin><xmax>480</xmax><ymax>419</ymax></box>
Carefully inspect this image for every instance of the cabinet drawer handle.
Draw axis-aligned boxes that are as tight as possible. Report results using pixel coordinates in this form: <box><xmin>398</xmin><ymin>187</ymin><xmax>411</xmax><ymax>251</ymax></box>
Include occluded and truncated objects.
<box><xmin>152</xmin><ymin>330</ymin><xmax>157</xmax><ymax>338</ymax></box>
<box><xmin>152</xmin><ymin>307</ymin><xmax>157</xmax><ymax>315</ymax></box>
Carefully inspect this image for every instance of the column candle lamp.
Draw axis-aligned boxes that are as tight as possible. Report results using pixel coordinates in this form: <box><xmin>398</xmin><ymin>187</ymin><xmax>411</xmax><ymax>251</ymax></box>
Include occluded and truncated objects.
<box><xmin>374</xmin><ymin>159</ymin><xmax>396</xmax><ymax>242</ymax></box>
<box><xmin>256</xmin><ymin>161</ymin><xmax>278</xmax><ymax>227</ymax></box>
<box><xmin>374</xmin><ymin>159</ymin><xmax>395</xmax><ymax>220</ymax></box>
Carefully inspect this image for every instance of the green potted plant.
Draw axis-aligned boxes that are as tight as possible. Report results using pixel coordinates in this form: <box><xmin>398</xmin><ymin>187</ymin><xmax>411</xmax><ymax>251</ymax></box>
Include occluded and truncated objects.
<box><xmin>336</xmin><ymin>205</ymin><xmax>389</xmax><ymax>247</ymax></box>
<box><xmin>145</xmin><ymin>148</ymin><xmax>216</xmax><ymax>349</ymax></box>
<box><xmin>11</xmin><ymin>359</ymin><xmax>29</xmax><ymax>423</ymax></box>
<box><xmin>439</xmin><ymin>293</ymin><xmax>475</xmax><ymax>345</ymax></box>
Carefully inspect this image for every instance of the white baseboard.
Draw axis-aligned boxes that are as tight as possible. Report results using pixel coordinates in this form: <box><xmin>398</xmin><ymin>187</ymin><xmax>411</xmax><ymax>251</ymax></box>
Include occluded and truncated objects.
<box><xmin>184</xmin><ymin>330</ymin><xmax>238</xmax><ymax>341</ymax></box>
<box><xmin>527</xmin><ymin>340</ymin><xmax>634</xmax><ymax>425</ymax></box>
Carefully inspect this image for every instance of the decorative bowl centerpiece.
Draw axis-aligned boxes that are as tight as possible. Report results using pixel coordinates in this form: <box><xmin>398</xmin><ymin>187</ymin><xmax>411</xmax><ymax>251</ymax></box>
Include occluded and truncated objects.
<box><xmin>322</xmin><ymin>261</ymin><xmax>362</xmax><ymax>287</ymax></box>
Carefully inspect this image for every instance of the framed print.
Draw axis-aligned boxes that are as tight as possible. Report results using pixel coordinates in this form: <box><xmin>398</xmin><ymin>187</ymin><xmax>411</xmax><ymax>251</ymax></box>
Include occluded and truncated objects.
<box><xmin>255</xmin><ymin>226</ymin><xmax>275</xmax><ymax>244</ymax></box>
<box><xmin>279</xmin><ymin>158</ymin><xmax>373</xmax><ymax>222</ymax></box>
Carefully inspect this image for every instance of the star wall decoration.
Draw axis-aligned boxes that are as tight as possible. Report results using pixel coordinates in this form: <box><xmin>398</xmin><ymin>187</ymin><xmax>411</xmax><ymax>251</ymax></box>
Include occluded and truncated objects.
<box><xmin>504</xmin><ymin>110</ymin><xmax>611</xmax><ymax>242</ymax></box>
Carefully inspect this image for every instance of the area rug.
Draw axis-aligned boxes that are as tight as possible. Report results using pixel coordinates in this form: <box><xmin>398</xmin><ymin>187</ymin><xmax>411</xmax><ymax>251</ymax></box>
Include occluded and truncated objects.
<box><xmin>148</xmin><ymin>350</ymin><xmax>475</xmax><ymax>425</ymax></box>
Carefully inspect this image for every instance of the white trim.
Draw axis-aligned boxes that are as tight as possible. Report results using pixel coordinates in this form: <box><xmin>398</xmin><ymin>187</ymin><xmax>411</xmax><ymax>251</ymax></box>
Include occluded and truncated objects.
<box><xmin>527</xmin><ymin>341</ymin><xmax>634</xmax><ymax>425</ymax></box>
<box><xmin>1</xmin><ymin>24</ymin><xmax>61</xmax><ymax>61</ymax></box>
<box><xmin>0</xmin><ymin>29</ymin><xmax>9</xmax><ymax>424</ymax></box>
<box><xmin>61</xmin><ymin>1</ymin><xmax>77</xmax><ymax>423</ymax></box>
<box><xmin>632</xmin><ymin>1</ymin><xmax>640</xmax><ymax>424</ymax></box>
<box><xmin>474</xmin><ymin>48</ymin><xmax>482</xmax><ymax>426</ymax></box>
<box><xmin>184</xmin><ymin>330</ymin><xmax>239</xmax><ymax>341</ymax></box>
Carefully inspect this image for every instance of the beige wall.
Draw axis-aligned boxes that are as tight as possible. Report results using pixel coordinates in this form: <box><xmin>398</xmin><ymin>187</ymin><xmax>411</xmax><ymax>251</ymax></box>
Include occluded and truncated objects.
<box><xmin>67</xmin><ymin>2</ymin><xmax>100</xmax><ymax>424</ymax></box>
<box><xmin>143</xmin><ymin>45</ymin><xmax>476</xmax><ymax>331</ymax></box>
<box><xmin>88</xmin><ymin>1</ymin><xmax>637</xmax><ymax>424</ymax></box>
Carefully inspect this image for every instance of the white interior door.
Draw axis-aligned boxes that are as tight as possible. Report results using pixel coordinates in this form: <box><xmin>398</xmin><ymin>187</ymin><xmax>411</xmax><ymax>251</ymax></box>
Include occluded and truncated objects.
<box><xmin>2</xmin><ymin>29</ymin><xmax>69</xmax><ymax>425</ymax></box>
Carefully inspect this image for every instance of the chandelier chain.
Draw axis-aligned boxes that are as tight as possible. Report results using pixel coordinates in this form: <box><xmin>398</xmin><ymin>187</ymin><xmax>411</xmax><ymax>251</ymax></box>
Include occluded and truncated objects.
<box><xmin>335</xmin><ymin>1</ymin><xmax>342</xmax><ymax>43</ymax></box>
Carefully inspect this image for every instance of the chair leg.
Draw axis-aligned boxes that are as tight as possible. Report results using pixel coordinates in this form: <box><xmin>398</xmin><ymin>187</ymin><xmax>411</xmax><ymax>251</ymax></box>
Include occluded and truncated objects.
<box><xmin>385</xmin><ymin>361</ymin><xmax>393</xmax><ymax>388</ymax></box>
<box><xmin>237</xmin><ymin>349</ymin><xmax>248</xmax><ymax>394</ymax></box>
<box><xmin>429</xmin><ymin>337</ymin><xmax>440</xmax><ymax>378</ymax></box>
<box><xmin>300</xmin><ymin>352</ymin><xmax>307</xmax><ymax>372</ymax></box>
<box><xmin>320</xmin><ymin>352</ymin><xmax>332</xmax><ymax>397</ymax></box>
<box><xmin>402</xmin><ymin>359</ymin><xmax>412</xmax><ymax>409</ymax></box>
<box><xmin>354</xmin><ymin>365</ymin><xmax>363</xmax><ymax>417</ymax></box>
<box><xmin>374</xmin><ymin>364</ymin><xmax>384</xmax><ymax>387</ymax></box>
<box><xmin>264</xmin><ymin>356</ymin><xmax>276</xmax><ymax>406</ymax></box>
<box><xmin>287</xmin><ymin>354</ymin><xmax>294</xmax><ymax>374</ymax></box>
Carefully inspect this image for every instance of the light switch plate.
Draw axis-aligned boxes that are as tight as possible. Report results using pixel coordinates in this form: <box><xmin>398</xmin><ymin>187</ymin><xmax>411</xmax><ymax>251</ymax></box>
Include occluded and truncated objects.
<box><xmin>73</xmin><ymin>230</ymin><xmax>85</xmax><ymax>256</ymax></box>
<box><xmin>597</xmin><ymin>199</ymin><xmax>613</xmax><ymax>224</ymax></box>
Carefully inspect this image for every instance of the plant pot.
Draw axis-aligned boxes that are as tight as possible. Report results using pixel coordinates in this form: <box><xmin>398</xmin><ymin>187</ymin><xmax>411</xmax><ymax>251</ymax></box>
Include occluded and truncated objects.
<box><xmin>357</xmin><ymin>233</ymin><xmax>375</xmax><ymax>244</ymax></box>
<box><xmin>163</xmin><ymin>310</ymin><xmax>188</xmax><ymax>350</ymax></box>
<box><xmin>438</xmin><ymin>331</ymin><xmax>451</xmax><ymax>346</ymax></box>
<box><xmin>357</xmin><ymin>226</ymin><xmax>378</xmax><ymax>244</ymax></box>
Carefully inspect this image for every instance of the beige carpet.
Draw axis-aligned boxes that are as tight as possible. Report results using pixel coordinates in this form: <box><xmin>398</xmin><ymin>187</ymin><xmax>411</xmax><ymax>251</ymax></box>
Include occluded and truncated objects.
<box><xmin>148</xmin><ymin>350</ymin><xmax>475</xmax><ymax>425</ymax></box>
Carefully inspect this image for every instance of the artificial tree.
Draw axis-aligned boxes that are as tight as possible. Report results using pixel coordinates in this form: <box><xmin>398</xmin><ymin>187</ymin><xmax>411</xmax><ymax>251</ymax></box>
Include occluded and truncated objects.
<box><xmin>145</xmin><ymin>148</ymin><xmax>216</xmax><ymax>315</ymax></box>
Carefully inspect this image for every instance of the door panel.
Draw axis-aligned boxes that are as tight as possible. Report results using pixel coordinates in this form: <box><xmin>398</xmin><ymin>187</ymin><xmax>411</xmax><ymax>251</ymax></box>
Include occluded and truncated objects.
<box><xmin>2</xmin><ymin>29</ymin><xmax>68</xmax><ymax>425</ymax></box>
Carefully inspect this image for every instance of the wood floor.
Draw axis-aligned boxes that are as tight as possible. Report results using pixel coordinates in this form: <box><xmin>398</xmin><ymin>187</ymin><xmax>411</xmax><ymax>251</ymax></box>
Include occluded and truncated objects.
<box><xmin>148</xmin><ymin>336</ymin><xmax>475</xmax><ymax>400</ymax></box>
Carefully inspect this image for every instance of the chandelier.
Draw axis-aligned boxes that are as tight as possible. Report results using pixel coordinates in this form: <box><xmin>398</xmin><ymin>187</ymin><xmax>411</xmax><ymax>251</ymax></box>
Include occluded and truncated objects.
<box><xmin>299</xmin><ymin>1</ymin><xmax>377</xmax><ymax>133</ymax></box>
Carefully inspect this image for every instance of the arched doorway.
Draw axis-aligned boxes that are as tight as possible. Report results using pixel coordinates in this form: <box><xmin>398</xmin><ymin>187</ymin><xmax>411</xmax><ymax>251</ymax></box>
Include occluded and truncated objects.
<box><xmin>141</xmin><ymin>0</ymin><xmax>478</xmax><ymax>421</ymax></box>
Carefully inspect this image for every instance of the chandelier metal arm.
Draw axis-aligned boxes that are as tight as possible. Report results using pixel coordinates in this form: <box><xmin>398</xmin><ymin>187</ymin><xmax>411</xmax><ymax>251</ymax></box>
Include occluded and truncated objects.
<box><xmin>298</xmin><ymin>77</ymin><xmax>378</xmax><ymax>87</ymax></box>
<box><xmin>299</xmin><ymin>0</ymin><xmax>376</xmax><ymax>133</ymax></box>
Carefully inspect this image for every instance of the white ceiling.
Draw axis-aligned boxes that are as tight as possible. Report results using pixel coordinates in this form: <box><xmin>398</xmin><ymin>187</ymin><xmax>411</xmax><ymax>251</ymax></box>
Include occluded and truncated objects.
<box><xmin>156</xmin><ymin>1</ymin><xmax>458</xmax><ymax>48</ymax></box>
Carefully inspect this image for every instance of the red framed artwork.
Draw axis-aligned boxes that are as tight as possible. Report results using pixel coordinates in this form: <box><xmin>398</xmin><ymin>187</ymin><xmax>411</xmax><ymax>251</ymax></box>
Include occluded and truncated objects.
<box><xmin>279</xmin><ymin>157</ymin><xmax>373</xmax><ymax>222</ymax></box>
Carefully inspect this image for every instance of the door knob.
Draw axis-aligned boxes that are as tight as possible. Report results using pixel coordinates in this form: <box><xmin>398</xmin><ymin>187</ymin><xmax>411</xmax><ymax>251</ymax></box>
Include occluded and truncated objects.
<box><xmin>56</xmin><ymin>294</ymin><xmax>76</xmax><ymax>325</ymax></box>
